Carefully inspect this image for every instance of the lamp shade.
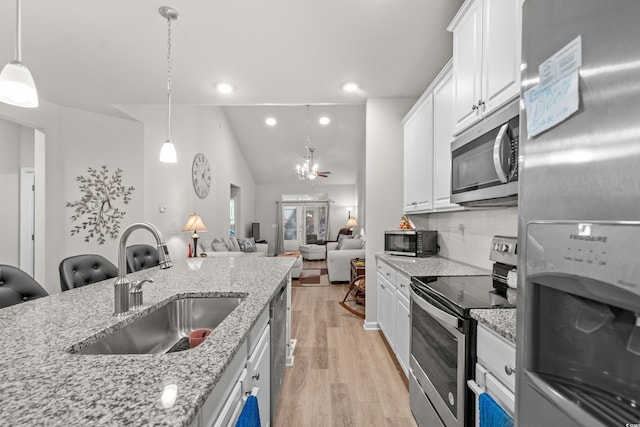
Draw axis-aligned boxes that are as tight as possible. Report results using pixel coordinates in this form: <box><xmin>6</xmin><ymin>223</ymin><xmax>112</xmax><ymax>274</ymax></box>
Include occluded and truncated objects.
<box><xmin>183</xmin><ymin>214</ymin><xmax>207</xmax><ymax>232</ymax></box>
<box><xmin>346</xmin><ymin>217</ymin><xmax>358</xmax><ymax>228</ymax></box>
<box><xmin>160</xmin><ymin>140</ymin><xmax>177</xmax><ymax>163</ymax></box>
<box><xmin>0</xmin><ymin>61</ymin><xmax>38</xmax><ymax>108</ymax></box>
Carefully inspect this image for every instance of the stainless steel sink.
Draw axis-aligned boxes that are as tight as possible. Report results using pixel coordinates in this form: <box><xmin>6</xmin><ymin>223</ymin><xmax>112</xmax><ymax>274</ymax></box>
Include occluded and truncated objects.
<box><xmin>73</xmin><ymin>296</ymin><xmax>243</xmax><ymax>355</ymax></box>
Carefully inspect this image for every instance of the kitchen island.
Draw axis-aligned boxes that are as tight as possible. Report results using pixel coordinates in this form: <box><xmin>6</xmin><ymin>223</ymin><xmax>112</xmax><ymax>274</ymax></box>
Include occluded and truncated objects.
<box><xmin>0</xmin><ymin>256</ymin><xmax>295</xmax><ymax>426</ymax></box>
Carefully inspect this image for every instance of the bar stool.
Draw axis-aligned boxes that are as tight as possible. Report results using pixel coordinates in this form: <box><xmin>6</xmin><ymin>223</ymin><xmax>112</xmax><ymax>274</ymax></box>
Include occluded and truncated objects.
<box><xmin>0</xmin><ymin>265</ymin><xmax>48</xmax><ymax>309</ymax></box>
<box><xmin>59</xmin><ymin>254</ymin><xmax>118</xmax><ymax>292</ymax></box>
<box><xmin>126</xmin><ymin>244</ymin><xmax>160</xmax><ymax>273</ymax></box>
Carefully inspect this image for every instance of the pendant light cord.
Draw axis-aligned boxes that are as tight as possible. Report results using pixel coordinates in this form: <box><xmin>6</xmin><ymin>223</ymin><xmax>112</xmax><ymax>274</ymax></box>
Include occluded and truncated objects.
<box><xmin>16</xmin><ymin>0</ymin><xmax>22</xmax><ymax>62</ymax></box>
<box><xmin>166</xmin><ymin>14</ymin><xmax>173</xmax><ymax>141</ymax></box>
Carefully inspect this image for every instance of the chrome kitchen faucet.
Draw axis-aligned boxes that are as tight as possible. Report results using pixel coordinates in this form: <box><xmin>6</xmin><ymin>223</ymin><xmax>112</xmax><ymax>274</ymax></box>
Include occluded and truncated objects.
<box><xmin>113</xmin><ymin>222</ymin><xmax>173</xmax><ymax>316</ymax></box>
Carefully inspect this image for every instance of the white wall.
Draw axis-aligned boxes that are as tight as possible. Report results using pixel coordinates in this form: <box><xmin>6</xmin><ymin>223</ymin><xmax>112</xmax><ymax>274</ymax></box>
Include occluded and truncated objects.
<box><xmin>119</xmin><ymin>105</ymin><xmax>256</xmax><ymax>259</ymax></box>
<box><xmin>355</xmin><ymin>150</ymin><xmax>366</xmax><ymax>238</ymax></box>
<box><xmin>0</xmin><ymin>118</ymin><xmax>23</xmax><ymax>266</ymax></box>
<box><xmin>1</xmin><ymin>102</ymin><xmax>145</xmax><ymax>294</ymax></box>
<box><xmin>58</xmin><ymin>107</ymin><xmax>145</xmax><ymax>266</ymax></box>
<box><xmin>364</xmin><ymin>98</ymin><xmax>415</xmax><ymax>327</ymax></box>
<box><xmin>1</xmin><ymin>101</ymin><xmax>255</xmax><ymax>294</ymax></box>
<box><xmin>254</xmin><ymin>184</ymin><xmax>356</xmax><ymax>255</ymax></box>
<box><xmin>408</xmin><ymin>207</ymin><xmax>518</xmax><ymax>270</ymax></box>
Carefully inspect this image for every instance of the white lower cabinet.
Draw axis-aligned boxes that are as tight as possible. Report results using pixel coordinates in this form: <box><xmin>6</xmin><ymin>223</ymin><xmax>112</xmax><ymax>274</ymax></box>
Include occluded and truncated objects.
<box><xmin>395</xmin><ymin>292</ymin><xmax>410</xmax><ymax>376</ymax></box>
<box><xmin>247</xmin><ymin>324</ymin><xmax>271</xmax><ymax>427</ymax></box>
<box><xmin>377</xmin><ymin>270</ymin><xmax>396</xmax><ymax>349</ymax></box>
<box><xmin>377</xmin><ymin>259</ymin><xmax>411</xmax><ymax>377</ymax></box>
<box><xmin>195</xmin><ymin>308</ymin><xmax>272</xmax><ymax>427</ymax></box>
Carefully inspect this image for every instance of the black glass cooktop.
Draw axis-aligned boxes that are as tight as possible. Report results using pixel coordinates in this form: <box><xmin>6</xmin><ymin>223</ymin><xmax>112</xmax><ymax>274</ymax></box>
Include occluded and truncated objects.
<box><xmin>411</xmin><ymin>275</ymin><xmax>515</xmax><ymax>317</ymax></box>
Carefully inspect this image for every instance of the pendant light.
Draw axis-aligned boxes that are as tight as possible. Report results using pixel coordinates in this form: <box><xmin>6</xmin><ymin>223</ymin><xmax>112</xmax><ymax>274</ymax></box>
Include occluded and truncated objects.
<box><xmin>0</xmin><ymin>0</ymin><xmax>39</xmax><ymax>108</ymax></box>
<box><xmin>159</xmin><ymin>6</ymin><xmax>178</xmax><ymax>163</ymax></box>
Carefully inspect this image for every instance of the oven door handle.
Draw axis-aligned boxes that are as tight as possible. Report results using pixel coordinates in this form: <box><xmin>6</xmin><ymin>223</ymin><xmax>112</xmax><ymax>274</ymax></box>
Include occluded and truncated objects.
<box><xmin>411</xmin><ymin>289</ymin><xmax>460</xmax><ymax>328</ymax></box>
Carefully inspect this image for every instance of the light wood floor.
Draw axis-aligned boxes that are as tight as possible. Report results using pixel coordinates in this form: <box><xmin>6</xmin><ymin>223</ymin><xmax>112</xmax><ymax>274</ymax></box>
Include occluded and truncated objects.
<box><xmin>274</xmin><ymin>262</ymin><xmax>418</xmax><ymax>427</ymax></box>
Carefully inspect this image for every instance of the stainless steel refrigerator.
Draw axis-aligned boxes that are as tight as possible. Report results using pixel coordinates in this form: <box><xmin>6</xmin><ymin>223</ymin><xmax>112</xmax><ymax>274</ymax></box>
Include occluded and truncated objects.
<box><xmin>517</xmin><ymin>1</ymin><xmax>640</xmax><ymax>426</ymax></box>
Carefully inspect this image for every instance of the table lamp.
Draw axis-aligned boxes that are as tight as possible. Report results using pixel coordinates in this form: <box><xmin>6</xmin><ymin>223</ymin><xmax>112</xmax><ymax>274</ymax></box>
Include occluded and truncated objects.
<box><xmin>183</xmin><ymin>214</ymin><xmax>207</xmax><ymax>257</ymax></box>
<box><xmin>346</xmin><ymin>216</ymin><xmax>358</xmax><ymax>231</ymax></box>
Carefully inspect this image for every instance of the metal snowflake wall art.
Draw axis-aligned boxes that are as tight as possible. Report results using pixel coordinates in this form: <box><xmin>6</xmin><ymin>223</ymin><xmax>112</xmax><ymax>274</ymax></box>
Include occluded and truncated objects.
<box><xmin>66</xmin><ymin>165</ymin><xmax>135</xmax><ymax>244</ymax></box>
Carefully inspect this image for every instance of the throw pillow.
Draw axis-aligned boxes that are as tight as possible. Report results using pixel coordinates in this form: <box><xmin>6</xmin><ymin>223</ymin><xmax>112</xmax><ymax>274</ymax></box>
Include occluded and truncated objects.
<box><xmin>221</xmin><ymin>237</ymin><xmax>234</xmax><ymax>251</ymax></box>
<box><xmin>340</xmin><ymin>239</ymin><xmax>363</xmax><ymax>250</ymax></box>
<box><xmin>229</xmin><ymin>237</ymin><xmax>242</xmax><ymax>252</ymax></box>
<box><xmin>199</xmin><ymin>239</ymin><xmax>213</xmax><ymax>253</ymax></box>
<box><xmin>212</xmin><ymin>242</ymin><xmax>228</xmax><ymax>252</ymax></box>
<box><xmin>239</xmin><ymin>237</ymin><xmax>257</xmax><ymax>253</ymax></box>
<box><xmin>336</xmin><ymin>234</ymin><xmax>353</xmax><ymax>250</ymax></box>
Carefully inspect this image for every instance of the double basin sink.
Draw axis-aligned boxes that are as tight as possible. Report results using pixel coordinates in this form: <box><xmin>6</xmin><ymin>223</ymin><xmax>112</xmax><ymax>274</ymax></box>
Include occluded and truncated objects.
<box><xmin>72</xmin><ymin>296</ymin><xmax>243</xmax><ymax>355</ymax></box>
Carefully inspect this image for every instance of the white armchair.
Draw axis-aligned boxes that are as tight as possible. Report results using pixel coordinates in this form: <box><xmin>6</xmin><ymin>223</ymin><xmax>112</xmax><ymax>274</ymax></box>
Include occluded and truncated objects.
<box><xmin>327</xmin><ymin>238</ymin><xmax>366</xmax><ymax>282</ymax></box>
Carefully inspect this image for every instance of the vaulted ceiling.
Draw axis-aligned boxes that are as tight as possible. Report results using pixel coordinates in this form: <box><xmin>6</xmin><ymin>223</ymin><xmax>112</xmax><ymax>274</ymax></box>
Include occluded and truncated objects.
<box><xmin>0</xmin><ymin>0</ymin><xmax>463</xmax><ymax>185</ymax></box>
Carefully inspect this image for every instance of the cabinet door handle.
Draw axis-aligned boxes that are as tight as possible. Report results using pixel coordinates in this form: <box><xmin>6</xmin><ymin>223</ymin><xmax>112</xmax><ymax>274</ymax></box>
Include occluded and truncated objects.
<box><xmin>504</xmin><ymin>364</ymin><xmax>516</xmax><ymax>376</ymax></box>
<box><xmin>253</xmin><ymin>372</ymin><xmax>260</xmax><ymax>381</ymax></box>
<box><xmin>471</xmin><ymin>104</ymin><xmax>478</xmax><ymax>111</ymax></box>
<box><xmin>478</xmin><ymin>99</ymin><xmax>485</xmax><ymax>106</ymax></box>
<box><xmin>381</xmin><ymin>284</ymin><xmax>386</xmax><ymax>289</ymax></box>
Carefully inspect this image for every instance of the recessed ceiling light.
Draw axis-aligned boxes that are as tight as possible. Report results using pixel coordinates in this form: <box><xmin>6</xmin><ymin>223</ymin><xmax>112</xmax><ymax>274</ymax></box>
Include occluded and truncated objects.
<box><xmin>342</xmin><ymin>82</ymin><xmax>359</xmax><ymax>92</ymax></box>
<box><xmin>265</xmin><ymin>117</ymin><xmax>277</xmax><ymax>126</ymax></box>
<box><xmin>319</xmin><ymin>116</ymin><xmax>330</xmax><ymax>125</ymax></box>
<box><xmin>216</xmin><ymin>82</ymin><xmax>234</xmax><ymax>94</ymax></box>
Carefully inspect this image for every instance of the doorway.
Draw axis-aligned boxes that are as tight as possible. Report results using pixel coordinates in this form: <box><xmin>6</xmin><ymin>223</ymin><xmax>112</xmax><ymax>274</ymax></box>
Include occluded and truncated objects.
<box><xmin>280</xmin><ymin>199</ymin><xmax>330</xmax><ymax>252</ymax></box>
<box><xmin>20</xmin><ymin>168</ymin><xmax>35</xmax><ymax>277</ymax></box>
<box><xmin>230</xmin><ymin>185</ymin><xmax>241</xmax><ymax>237</ymax></box>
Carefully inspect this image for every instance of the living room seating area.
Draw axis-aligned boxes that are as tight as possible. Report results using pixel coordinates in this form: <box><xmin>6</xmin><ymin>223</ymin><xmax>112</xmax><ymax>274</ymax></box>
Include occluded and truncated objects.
<box><xmin>326</xmin><ymin>235</ymin><xmax>365</xmax><ymax>282</ymax></box>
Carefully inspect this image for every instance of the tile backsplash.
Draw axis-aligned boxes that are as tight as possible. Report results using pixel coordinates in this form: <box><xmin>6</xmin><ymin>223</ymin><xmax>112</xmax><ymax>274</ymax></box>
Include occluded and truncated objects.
<box><xmin>408</xmin><ymin>207</ymin><xmax>518</xmax><ymax>270</ymax></box>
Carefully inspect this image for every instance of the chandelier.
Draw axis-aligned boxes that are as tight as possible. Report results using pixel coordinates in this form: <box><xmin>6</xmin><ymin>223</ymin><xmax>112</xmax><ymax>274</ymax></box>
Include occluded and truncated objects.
<box><xmin>296</xmin><ymin>105</ymin><xmax>331</xmax><ymax>180</ymax></box>
<box><xmin>296</xmin><ymin>145</ymin><xmax>319</xmax><ymax>180</ymax></box>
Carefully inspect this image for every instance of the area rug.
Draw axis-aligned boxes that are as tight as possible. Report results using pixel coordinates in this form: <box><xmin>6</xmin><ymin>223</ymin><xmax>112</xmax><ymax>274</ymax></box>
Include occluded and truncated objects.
<box><xmin>294</xmin><ymin>267</ymin><xmax>330</xmax><ymax>287</ymax></box>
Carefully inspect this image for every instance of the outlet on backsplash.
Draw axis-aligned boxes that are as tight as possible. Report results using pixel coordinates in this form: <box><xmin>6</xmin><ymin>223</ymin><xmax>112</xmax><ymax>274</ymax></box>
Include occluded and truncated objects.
<box><xmin>407</xmin><ymin>207</ymin><xmax>518</xmax><ymax>270</ymax></box>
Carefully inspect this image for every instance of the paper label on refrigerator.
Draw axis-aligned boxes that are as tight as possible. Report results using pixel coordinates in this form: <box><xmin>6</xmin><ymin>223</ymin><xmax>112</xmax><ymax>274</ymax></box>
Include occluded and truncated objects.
<box><xmin>524</xmin><ymin>71</ymin><xmax>579</xmax><ymax>138</ymax></box>
<box><xmin>538</xmin><ymin>35</ymin><xmax>582</xmax><ymax>89</ymax></box>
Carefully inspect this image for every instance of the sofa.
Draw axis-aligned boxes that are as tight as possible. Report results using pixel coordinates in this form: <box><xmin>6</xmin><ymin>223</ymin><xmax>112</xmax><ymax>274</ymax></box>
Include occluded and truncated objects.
<box><xmin>327</xmin><ymin>237</ymin><xmax>366</xmax><ymax>282</ymax></box>
<box><xmin>199</xmin><ymin>237</ymin><xmax>268</xmax><ymax>258</ymax></box>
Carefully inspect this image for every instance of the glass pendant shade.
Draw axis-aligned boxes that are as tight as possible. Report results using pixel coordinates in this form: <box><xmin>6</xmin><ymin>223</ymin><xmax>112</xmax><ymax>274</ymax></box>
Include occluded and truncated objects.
<box><xmin>0</xmin><ymin>0</ymin><xmax>39</xmax><ymax>109</ymax></box>
<box><xmin>0</xmin><ymin>61</ymin><xmax>38</xmax><ymax>108</ymax></box>
<box><xmin>159</xmin><ymin>140</ymin><xmax>177</xmax><ymax>163</ymax></box>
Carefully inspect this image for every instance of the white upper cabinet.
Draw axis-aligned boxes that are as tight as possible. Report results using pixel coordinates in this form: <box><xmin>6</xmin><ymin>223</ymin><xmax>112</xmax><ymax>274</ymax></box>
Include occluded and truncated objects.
<box><xmin>403</xmin><ymin>60</ymin><xmax>461</xmax><ymax>215</ymax></box>
<box><xmin>449</xmin><ymin>0</ymin><xmax>522</xmax><ymax>135</ymax></box>
<box><xmin>403</xmin><ymin>93</ymin><xmax>434</xmax><ymax>213</ymax></box>
<box><xmin>432</xmin><ymin>63</ymin><xmax>461</xmax><ymax>211</ymax></box>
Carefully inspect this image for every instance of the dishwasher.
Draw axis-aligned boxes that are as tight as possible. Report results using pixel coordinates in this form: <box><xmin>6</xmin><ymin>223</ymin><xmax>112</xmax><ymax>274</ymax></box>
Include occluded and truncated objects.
<box><xmin>270</xmin><ymin>279</ymin><xmax>287</xmax><ymax>423</ymax></box>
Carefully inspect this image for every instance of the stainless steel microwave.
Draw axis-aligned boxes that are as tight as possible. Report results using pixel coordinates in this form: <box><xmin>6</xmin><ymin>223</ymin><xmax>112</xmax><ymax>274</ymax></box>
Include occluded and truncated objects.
<box><xmin>384</xmin><ymin>229</ymin><xmax>438</xmax><ymax>257</ymax></box>
<box><xmin>450</xmin><ymin>99</ymin><xmax>519</xmax><ymax>207</ymax></box>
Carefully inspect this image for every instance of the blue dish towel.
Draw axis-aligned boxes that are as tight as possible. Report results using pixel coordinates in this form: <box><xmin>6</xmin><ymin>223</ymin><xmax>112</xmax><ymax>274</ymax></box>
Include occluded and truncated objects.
<box><xmin>478</xmin><ymin>392</ymin><xmax>513</xmax><ymax>427</ymax></box>
<box><xmin>235</xmin><ymin>395</ymin><xmax>261</xmax><ymax>427</ymax></box>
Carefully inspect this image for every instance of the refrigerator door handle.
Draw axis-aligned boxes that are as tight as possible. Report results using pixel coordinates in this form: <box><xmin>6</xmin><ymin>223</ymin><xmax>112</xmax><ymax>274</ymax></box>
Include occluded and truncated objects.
<box><xmin>493</xmin><ymin>123</ymin><xmax>511</xmax><ymax>183</ymax></box>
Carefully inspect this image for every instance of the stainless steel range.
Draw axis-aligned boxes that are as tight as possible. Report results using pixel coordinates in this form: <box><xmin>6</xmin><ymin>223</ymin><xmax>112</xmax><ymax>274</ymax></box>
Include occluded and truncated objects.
<box><xmin>409</xmin><ymin>236</ymin><xmax>517</xmax><ymax>427</ymax></box>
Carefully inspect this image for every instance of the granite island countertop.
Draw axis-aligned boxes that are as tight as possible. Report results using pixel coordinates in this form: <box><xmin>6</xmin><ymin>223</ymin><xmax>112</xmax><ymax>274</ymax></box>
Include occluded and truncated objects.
<box><xmin>0</xmin><ymin>256</ymin><xmax>295</xmax><ymax>426</ymax></box>
<box><xmin>375</xmin><ymin>253</ymin><xmax>490</xmax><ymax>277</ymax></box>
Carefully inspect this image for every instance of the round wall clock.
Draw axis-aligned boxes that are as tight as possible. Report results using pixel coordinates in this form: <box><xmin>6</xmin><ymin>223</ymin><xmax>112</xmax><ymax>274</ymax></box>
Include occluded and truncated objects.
<box><xmin>192</xmin><ymin>153</ymin><xmax>212</xmax><ymax>199</ymax></box>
